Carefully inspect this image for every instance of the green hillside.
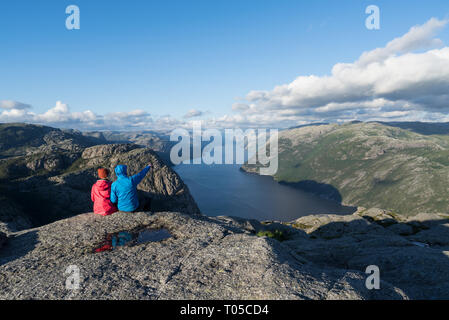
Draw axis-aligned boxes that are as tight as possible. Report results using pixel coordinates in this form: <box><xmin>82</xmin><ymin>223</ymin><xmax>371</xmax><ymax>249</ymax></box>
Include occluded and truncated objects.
<box><xmin>242</xmin><ymin>122</ymin><xmax>449</xmax><ymax>215</ymax></box>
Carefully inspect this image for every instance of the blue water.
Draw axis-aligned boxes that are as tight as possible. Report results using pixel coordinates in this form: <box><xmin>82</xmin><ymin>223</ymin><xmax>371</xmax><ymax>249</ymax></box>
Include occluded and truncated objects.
<box><xmin>174</xmin><ymin>163</ymin><xmax>356</xmax><ymax>222</ymax></box>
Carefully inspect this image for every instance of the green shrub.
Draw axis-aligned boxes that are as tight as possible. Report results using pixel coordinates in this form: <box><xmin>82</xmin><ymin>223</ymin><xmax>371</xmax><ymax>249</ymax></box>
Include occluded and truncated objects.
<box><xmin>256</xmin><ymin>229</ymin><xmax>289</xmax><ymax>242</ymax></box>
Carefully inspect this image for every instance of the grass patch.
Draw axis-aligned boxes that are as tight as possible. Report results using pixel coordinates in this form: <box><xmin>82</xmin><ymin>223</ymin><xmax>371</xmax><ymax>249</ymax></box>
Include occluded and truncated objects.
<box><xmin>256</xmin><ymin>230</ymin><xmax>290</xmax><ymax>242</ymax></box>
<box><xmin>64</xmin><ymin>157</ymin><xmax>88</xmax><ymax>174</ymax></box>
<box><xmin>290</xmin><ymin>222</ymin><xmax>312</xmax><ymax>230</ymax></box>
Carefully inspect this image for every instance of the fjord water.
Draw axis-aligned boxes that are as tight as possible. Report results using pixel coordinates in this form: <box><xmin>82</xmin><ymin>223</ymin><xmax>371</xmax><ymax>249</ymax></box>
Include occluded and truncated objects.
<box><xmin>174</xmin><ymin>163</ymin><xmax>356</xmax><ymax>222</ymax></box>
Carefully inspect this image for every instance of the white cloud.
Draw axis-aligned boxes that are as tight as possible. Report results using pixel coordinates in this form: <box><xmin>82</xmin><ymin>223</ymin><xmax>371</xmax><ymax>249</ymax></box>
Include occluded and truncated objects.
<box><xmin>2</xmin><ymin>18</ymin><xmax>449</xmax><ymax>131</ymax></box>
<box><xmin>0</xmin><ymin>100</ymin><xmax>31</xmax><ymax>110</ymax></box>
<box><xmin>231</xmin><ymin>17</ymin><xmax>449</xmax><ymax>127</ymax></box>
<box><xmin>0</xmin><ymin>101</ymin><xmax>159</xmax><ymax>130</ymax></box>
<box><xmin>0</xmin><ymin>108</ymin><xmax>30</xmax><ymax>119</ymax></box>
<box><xmin>183</xmin><ymin>109</ymin><xmax>204</xmax><ymax>119</ymax></box>
<box><xmin>357</xmin><ymin>17</ymin><xmax>448</xmax><ymax>66</ymax></box>
<box><xmin>231</xmin><ymin>103</ymin><xmax>250</xmax><ymax>111</ymax></box>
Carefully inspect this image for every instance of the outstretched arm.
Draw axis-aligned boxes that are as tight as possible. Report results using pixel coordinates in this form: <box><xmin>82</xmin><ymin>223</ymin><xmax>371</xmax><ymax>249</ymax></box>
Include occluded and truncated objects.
<box><xmin>131</xmin><ymin>165</ymin><xmax>151</xmax><ymax>186</ymax></box>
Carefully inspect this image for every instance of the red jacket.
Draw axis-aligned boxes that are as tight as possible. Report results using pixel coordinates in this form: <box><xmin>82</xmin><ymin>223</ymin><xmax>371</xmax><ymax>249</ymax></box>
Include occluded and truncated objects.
<box><xmin>91</xmin><ymin>180</ymin><xmax>117</xmax><ymax>216</ymax></box>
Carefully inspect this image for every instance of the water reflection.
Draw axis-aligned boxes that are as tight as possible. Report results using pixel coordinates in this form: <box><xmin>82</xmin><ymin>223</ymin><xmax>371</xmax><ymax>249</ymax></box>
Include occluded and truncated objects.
<box><xmin>94</xmin><ymin>228</ymin><xmax>172</xmax><ymax>253</ymax></box>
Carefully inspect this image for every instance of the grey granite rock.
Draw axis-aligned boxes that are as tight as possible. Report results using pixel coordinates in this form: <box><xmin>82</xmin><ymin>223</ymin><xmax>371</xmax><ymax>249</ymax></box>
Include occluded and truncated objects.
<box><xmin>0</xmin><ymin>211</ymin><xmax>407</xmax><ymax>300</ymax></box>
<box><xmin>0</xmin><ymin>197</ymin><xmax>33</xmax><ymax>235</ymax></box>
<box><xmin>386</xmin><ymin>223</ymin><xmax>414</xmax><ymax>236</ymax></box>
<box><xmin>0</xmin><ymin>232</ymin><xmax>6</xmax><ymax>249</ymax></box>
<box><xmin>283</xmin><ymin>209</ymin><xmax>449</xmax><ymax>299</ymax></box>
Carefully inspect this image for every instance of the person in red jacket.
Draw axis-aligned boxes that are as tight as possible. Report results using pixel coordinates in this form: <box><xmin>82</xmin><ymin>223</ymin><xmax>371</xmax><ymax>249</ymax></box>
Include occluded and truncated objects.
<box><xmin>91</xmin><ymin>168</ymin><xmax>118</xmax><ymax>216</ymax></box>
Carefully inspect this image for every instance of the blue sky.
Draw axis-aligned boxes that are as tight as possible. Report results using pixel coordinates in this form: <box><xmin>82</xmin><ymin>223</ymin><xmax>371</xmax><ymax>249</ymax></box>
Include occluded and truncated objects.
<box><xmin>1</xmin><ymin>0</ymin><xmax>449</xmax><ymax>130</ymax></box>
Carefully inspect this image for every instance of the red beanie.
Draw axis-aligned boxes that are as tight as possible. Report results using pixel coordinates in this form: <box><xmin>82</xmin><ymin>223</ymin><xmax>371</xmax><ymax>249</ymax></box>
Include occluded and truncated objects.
<box><xmin>97</xmin><ymin>168</ymin><xmax>109</xmax><ymax>179</ymax></box>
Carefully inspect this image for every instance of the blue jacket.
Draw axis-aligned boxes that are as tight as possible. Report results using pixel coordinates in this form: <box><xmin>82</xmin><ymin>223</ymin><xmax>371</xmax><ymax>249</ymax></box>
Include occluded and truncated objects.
<box><xmin>110</xmin><ymin>164</ymin><xmax>151</xmax><ymax>212</ymax></box>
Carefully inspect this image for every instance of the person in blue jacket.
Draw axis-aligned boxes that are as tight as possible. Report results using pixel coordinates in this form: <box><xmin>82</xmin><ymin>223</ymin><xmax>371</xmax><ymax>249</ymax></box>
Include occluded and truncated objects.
<box><xmin>110</xmin><ymin>164</ymin><xmax>151</xmax><ymax>212</ymax></box>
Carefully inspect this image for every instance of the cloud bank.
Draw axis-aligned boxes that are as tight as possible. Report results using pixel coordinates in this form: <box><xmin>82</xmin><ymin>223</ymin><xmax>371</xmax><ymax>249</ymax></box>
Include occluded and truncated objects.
<box><xmin>229</xmin><ymin>17</ymin><xmax>449</xmax><ymax>127</ymax></box>
<box><xmin>0</xmin><ymin>101</ymin><xmax>163</xmax><ymax>131</ymax></box>
<box><xmin>0</xmin><ymin>100</ymin><xmax>31</xmax><ymax>110</ymax></box>
<box><xmin>183</xmin><ymin>109</ymin><xmax>204</xmax><ymax>119</ymax></box>
<box><xmin>2</xmin><ymin>17</ymin><xmax>449</xmax><ymax>131</ymax></box>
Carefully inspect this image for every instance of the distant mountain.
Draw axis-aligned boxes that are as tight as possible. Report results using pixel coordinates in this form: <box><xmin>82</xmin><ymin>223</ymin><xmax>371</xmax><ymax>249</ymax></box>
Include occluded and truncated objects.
<box><xmin>242</xmin><ymin>122</ymin><xmax>449</xmax><ymax>215</ymax></box>
<box><xmin>378</xmin><ymin>121</ymin><xmax>449</xmax><ymax>135</ymax></box>
<box><xmin>83</xmin><ymin>130</ymin><xmax>175</xmax><ymax>153</ymax></box>
<box><xmin>0</xmin><ymin>122</ymin><xmax>106</xmax><ymax>158</ymax></box>
<box><xmin>287</xmin><ymin>122</ymin><xmax>329</xmax><ymax>130</ymax></box>
<box><xmin>82</xmin><ymin>130</ymin><xmax>177</xmax><ymax>166</ymax></box>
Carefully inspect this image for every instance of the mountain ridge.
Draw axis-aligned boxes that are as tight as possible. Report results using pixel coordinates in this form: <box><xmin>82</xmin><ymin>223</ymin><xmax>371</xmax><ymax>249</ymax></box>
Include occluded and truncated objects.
<box><xmin>242</xmin><ymin>121</ymin><xmax>449</xmax><ymax>215</ymax></box>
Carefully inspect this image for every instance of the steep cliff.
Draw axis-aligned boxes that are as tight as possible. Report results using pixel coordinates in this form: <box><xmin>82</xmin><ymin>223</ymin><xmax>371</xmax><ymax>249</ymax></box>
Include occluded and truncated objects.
<box><xmin>0</xmin><ymin>123</ymin><xmax>200</xmax><ymax>231</ymax></box>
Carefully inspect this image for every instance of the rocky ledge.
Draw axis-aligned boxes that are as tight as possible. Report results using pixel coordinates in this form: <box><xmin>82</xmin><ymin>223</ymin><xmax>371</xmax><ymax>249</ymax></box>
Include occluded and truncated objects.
<box><xmin>2</xmin><ymin>207</ymin><xmax>447</xmax><ymax>300</ymax></box>
<box><xmin>0</xmin><ymin>143</ymin><xmax>200</xmax><ymax>233</ymax></box>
